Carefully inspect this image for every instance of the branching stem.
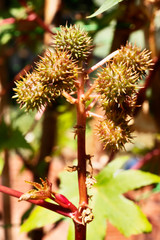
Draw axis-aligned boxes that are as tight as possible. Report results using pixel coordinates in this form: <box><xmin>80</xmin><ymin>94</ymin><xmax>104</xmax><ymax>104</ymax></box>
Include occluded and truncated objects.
<box><xmin>86</xmin><ymin>50</ymin><xmax>119</xmax><ymax>74</ymax></box>
<box><xmin>62</xmin><ymin>91</ymin><xmax>77</xmax><ymax>104</ymax></box>
<box><xmin>86</xmin><ymin>111</ymin><xmax>104</xmax><ymax>119</ymax></box>
<box><xmin>0</xmin><ymin>185</ymin><xmax>72</xmax><ymax>218</ymax></box>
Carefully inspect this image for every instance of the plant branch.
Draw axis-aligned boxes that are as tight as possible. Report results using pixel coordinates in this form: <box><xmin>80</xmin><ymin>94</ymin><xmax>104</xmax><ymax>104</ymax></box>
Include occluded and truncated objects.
<box><xmin>62</xmin><ymin>91</ymin><xmax>77</xmax><ymax>104</ymax></box>
<box><xmin>83</xmin><ymin>81</ymin><xmax>98</xmax><ymax>102</ymax></box>
<box><xmin>76</xmin><ymin>73</ymin><xmax>88</xmax><ymax>205</ymax></box>
<box><xmin>86</xmin><ymin>111</ymin><xmax>104</xmax><ymax>119</ymax></box>
<box><xmin>19</xmin><ymin>0</ymin><xmax>54</xmax><ymax>35</ymax></box>
<box><xmin>86</xmin><ymin>50</ymin><xmax>119</xmax><ymax>74</ymax></box>
<box><xmin>0</xmin><ymin>18</ymin><xmax>15</xmax><ymax>26</ymax></box>
<box><xmin>0</xmin><ymin>185</ymin><xmax>72</xmax><ymax>218</ymax></box>
<box><xmin>86</xmin><ymin>95</ymin><xmax>99</xmax><ymax>111</ymax></box>
<box><xmin>75</xmin><ymin>71</ymin><xmax>88</xmax><ymax>240</ymax></box>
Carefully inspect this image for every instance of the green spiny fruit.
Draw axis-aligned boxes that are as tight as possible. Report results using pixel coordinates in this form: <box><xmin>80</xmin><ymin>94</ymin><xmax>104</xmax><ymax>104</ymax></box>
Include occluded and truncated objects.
<box><xmin>96</xmin><ymin>118</ymin><xmax>133</xmax><ymax>151</ymax></box>
<box><xmin>13</xmin><ymin>71</ymin><xmax>53</xmax><ymax>111</ymax></box>
<box><xmin>96</xmin><ymin>61</ymin><xmax>139</xmax><ymax>106</ymax></box>
<box><xmin>114</xmin><ymin>43</ymin><xmax>153</xmax><ymax>77</ymax></box>
<box><xmin>13</xmin><ymin>49</ymin><xmax>79</xmax><ymax>111</ymax></box>
<box><xmin>52</xmin><ymin>25</ymin><xmax>93</xmax><ymax>61</ymax></box>
<box><xmin>36</xmin><ymin>49</ymin><xmax>79</xmax><ymax>93</ymax></box>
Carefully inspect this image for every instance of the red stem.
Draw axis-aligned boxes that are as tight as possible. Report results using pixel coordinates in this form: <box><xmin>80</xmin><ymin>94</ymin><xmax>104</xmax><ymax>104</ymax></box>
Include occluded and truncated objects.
<box><xmin>0</xmin><ymin>18</ymin><xmax>15</xmax><ymax>26</ymax></box>
<box><xmin>0</xmin><ymin>185</ymin><xmax>72</xmax><ymax>218</ymax></box>
<box><xmin>19</xmin><ymin>0</ymin><xmax>54</xmax><ymax>35</ymax></box>
<box><xmin>75</xmin><ymin>71</ymin><xmax>88</xmax><ymax>240</ymax></box>
<box><xmin>76</xmin><ymin>73</ymin><xmax>88</xmax><ymax>205</ymax></box>
<box><xmin>74</xmin><ymin>222</ymin><xmax>86</xmax><ymax>240</ymax></box>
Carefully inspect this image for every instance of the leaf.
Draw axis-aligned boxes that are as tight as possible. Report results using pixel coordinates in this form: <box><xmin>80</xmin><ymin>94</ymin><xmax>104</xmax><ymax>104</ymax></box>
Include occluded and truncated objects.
<box><xmin>153</xmin><ymin>182</ymin><xmax>160</xmax><ymax>192</ymax></box>
<box><xmin>97</xmin><ymin>170</ymin><xmax>160</xmax><ymax>194</ymax></box>
<box><xmin>63</xmin><ymin>156</ymin><xmax>160</xmax><ymax>239</ymax></box>
<box><xmin>94</xmin><ymin>157</ymin><xmax>160</xmax><ymax>237</ymax></box>
<box><xmin>59</xmin><ymin>166</ymin><xmax>79</xmax><ymax>206</ymax></box>
<box><xmin>0</xmin><ymin>156</ymin><xmax>4</xmax><ymax>175</ymax></box>
<box><xmin>96</xmin><ymin>155</ymin><xmax>129</xmax><ymax>184</ymax></box>
<box><xmin>0</xmin><ymin>120</ymin><xmax>32</xmax><ymax>151</ymax></box>
<box><xmin>87</xmin><ymin>0</ymin><xmax>124</xmax><ymax>18</ymax></box>
<box><xmin>87</xmin><ymin>188</ymin><xmax>107</xmax><ymax>240</ymax></box>
<box><xmin>67</xmin><ymin>220</ymin><xmax>74</xmax><ymax>240</ymax></box>
<box><xmin>94</xmin><ymin>190</ymin><xmax>151</xmax><ymax>237</ymax></box>
<box><xmin>20</xmin><ymin>205</ymin><xmax>62</xmax><ymax>232</ymax></box>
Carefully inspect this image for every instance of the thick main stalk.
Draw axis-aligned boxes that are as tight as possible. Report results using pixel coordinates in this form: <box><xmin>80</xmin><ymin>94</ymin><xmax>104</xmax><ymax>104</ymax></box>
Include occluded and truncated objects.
<box><xmin>77</xmin><ymin>73</ymin><xmax>88</xmax><ymax>205</ymax></box>
<box><xmin>75</xmin><ymin>72</ymin><xmax>88</xmax><ymax>240</ymax></box>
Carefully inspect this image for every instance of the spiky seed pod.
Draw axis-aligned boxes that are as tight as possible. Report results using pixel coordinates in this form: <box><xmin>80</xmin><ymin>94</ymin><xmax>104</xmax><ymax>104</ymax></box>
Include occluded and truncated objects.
<box><xmin>96</xmin><ymin>61</ymin><xmax>139</xmax><ymax>106</ymax></box>
<box><xmin>96</xmin><ymin>118</ymin><xmax>133</xmax><ymax>151</ymax></box>
<box><xmin>13</xmin><ymin>50</ymin><xmax>79</xmax><ymax>111</ymax></box>
<box><xmin>52</xmin><ymin>25</ymin><xmax>93</xmax><ymax>61</ymax></box>
<box><xmin>13</xmin><ymin>71</ymin><xmax>53</xmax><ymax>111</ymax></box>
<box><xmin>36</xmin><ymin>49</ymin><xmax>79</xmax><ymax>93</ymax></box>
<box><xmin>114</xmin><ymin>43</ymin><xmax>153</xmax><ymax>78</ymax></box>
<box><xmin>102</xmin><ymin>95</ymin><xmax>137</xmax><ymax>119</ymax></box>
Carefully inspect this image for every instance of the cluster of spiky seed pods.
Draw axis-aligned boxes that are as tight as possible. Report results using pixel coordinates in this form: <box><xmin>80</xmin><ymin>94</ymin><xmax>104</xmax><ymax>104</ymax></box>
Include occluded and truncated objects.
<box><xmin>96</xmin><ymin>43</ymin><xmax>152</xmax><ymax>151</ymax></box>
<box><xmin>14</xmin><ymin>25</ymin><xmax>152</xmax><ymax>151</ymax></box>
<box><xmin>14</xmin><ymin>25</ymin><xmax>93</xmax><ymax>111</ymax></box>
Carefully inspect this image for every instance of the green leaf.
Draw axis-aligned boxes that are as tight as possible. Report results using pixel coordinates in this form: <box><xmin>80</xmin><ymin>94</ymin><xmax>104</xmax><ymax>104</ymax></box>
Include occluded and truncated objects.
<box><xmin>94</xmin><ymin>157</ymin><xmax>160</xmax><ymax>237</ymax></box>
<box><xmin>0</xmin><ymin>121</ymin><xmax>32</xmax><ymax>151</ymax></box>
<box><xmin>9</xmin><ymin>7</ymin><xmax>27</xmax><ymax>19</ymax></box>
<box><xmin>153</xmin><ymin>182</ymin><xmax>160</xmax><ymax>192</ymax></box>
<box><xmin>59</xmin><ymin>168</ymin><xmax>79</xmax><ymax>206</ymax></box>
<box><xmin>0</xmin><ymin>156</ymin><xmax>4</xmax><ymax>175</ymax></box>
<box><xmin>96</xmin><ymin>155</ymin><xmax>129</xmax><ymax>184</ymax></box>
<box><xmin>87</xmin><ymin>0</ymin><xmax>124</xmax><ymax>18</ymax></box>
<box><xmin>99</xmin><ymin>169</ymin><xmax>160</xmax><ymax>194</ymax></box>
<box><xmin>95</xmin><ymin>190</ymin><xmax>151</xmax><ymax>237</ymax></box>
<box><xmin>20</xmin><ymin>205</ymin><xmax>62</xmax><ymax>232</ymax></box>
<box><xmin>87</xmin><ymin>188</ymin><xmax>107</xmax><ymax>240</ymax></box>
<box><xmin>67</xmin><ymin>220</ymin><xmax>74</xmax><ymax>240</ymax></box>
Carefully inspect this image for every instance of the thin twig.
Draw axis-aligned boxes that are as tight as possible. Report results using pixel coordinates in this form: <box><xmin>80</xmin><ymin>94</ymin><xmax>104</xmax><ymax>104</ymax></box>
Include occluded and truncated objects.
<box><xmin>86</xmin><ymin>50</ymin><xmax>119</xmax><ymax>74</ymax></box>
<box><xmin>86</xmin><ymin>111</ymin><xmax>104</xmax><ymax>119</ymax></box>
<box><xmin>19</xmin><ymin>0</ymin><xmax>54</xmax><ymax>35</ymax></box>
<box><xmin>83</xmin><ymin>81</ymin><xmax>98</xmax><ymax>101</ymax></box>
<box><xmin>86</xmin><ymin>95</ymin><xmax>99</xmax><ymax>111</ymax></box>
<box><xmin>0</xmin><ymin>18</ymin><xmax>15</xmax><ymax>26</ymax></box>
<box><xmin>62</xmin><ymin>91</ymin><xmax>77</xmax><ymax>104</ymax></box>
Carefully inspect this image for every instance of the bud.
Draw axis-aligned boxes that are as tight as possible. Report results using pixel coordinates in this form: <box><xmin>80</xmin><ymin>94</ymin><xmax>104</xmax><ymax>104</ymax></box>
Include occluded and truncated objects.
<box><xmin>18</xmin><ymin>178</ymin><xmax>52</xmax><ymax>201</ymax></box>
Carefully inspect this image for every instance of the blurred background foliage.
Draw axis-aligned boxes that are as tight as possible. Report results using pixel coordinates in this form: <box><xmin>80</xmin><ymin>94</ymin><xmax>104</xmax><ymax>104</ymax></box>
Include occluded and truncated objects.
<box><xmin>0</xmin><ymin>0</ymin><xmax>160</xmax><ymax>239</ymax></box>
